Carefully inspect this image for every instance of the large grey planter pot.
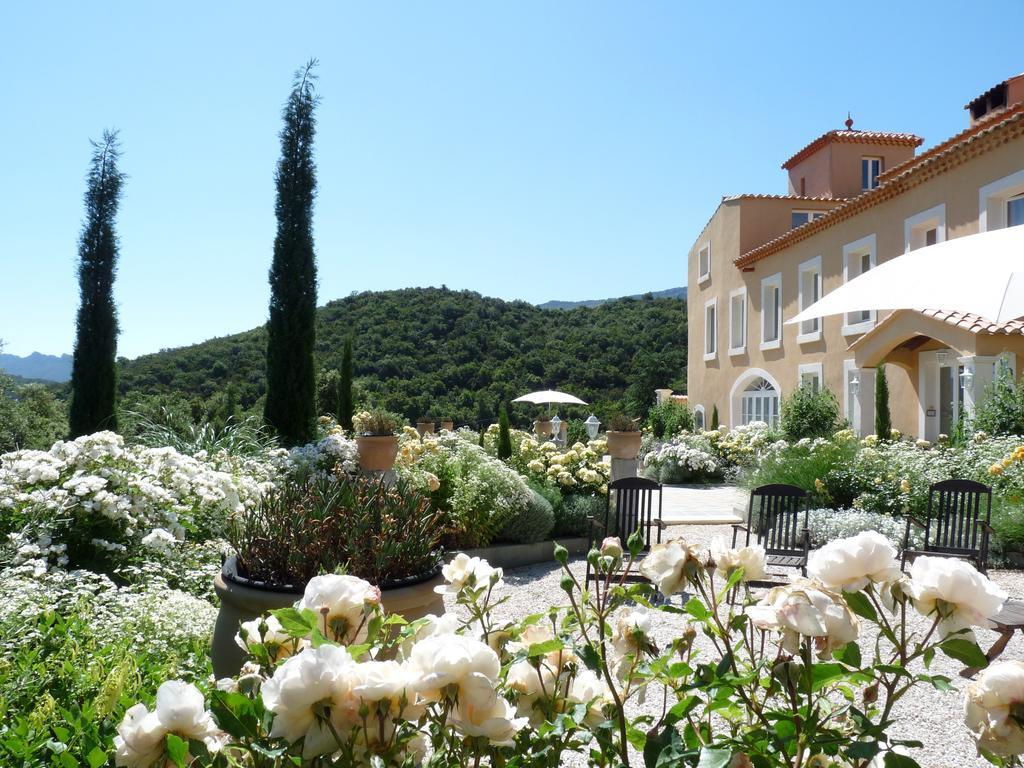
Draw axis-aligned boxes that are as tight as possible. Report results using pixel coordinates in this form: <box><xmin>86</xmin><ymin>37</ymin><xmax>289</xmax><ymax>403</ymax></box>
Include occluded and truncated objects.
<box><xmin>463</xmin><ymin>537</ymin><xmax>590</xmax><ymax>570</ymax></box>
<box><xmin>211</xmin><ymin>556</ymin><xmax>445</xmax><ymax>679</ymax></box>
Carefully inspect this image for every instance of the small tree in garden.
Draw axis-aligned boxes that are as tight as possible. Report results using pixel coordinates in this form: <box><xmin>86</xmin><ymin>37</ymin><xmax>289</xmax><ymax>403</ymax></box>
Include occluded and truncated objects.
<box><xmin>710</xmin><ymin>403</ymin><xmax>719</xmax><ymax>430</ymax></box>
<box><xmin>69</xmin><ymin>131</ymin><xmax>125</xmax><ymax>438</ymax></box>
<box><xmin>973</xmin><ymin>359</ymin><xmax>1024</xmax><ymax>436</ymax></box>
<box><xmin>780</xmin><ymin>382</ymin><xmax>840</xmax><ymax>440</ymax></box>
<box><xmin>316</xmin><ymin>368</ymin><xmax>342</xmax><ymax>417</ymax></box>
<box><xmin>875</xmin><ymin>362</ymin><xmax>892</xmax><ymax>440</ymax></box>
<box><xmin>264</xmin><ymin>60</ymin><xmax>320</xmax><ymax>447</ymax></box>
<box><xmin>497</xmin><ymin>404</ymin><xmax>512</xmax><ymax>460</ymax></box>
<box><xmin>338</xmin><ymin>334</ymin><xmax>354</xmax><ymax>431</ymax></box>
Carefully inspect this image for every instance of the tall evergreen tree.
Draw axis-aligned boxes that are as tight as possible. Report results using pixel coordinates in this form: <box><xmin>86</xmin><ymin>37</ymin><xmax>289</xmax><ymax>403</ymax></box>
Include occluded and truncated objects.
<box><xmin>875</xmin><ymin>363</ymin><xmax>892</xmax><ymax>440</ymax></box>
<box><xmin>710</xmin><ymin>404</ymin><xmax>719</xmax><ymax>430</ymax></box>
<box><xmin>339</xmin><ymin>334</ymin><xmax>354</xmax><ymax>431</ymax></box>
<box><xmin>69</xmin><ymin>131</ymin><xmax>125</xmax><ymax>438</ymax></box>
<box><xmin>497</xmin><ymin>404</ymin><xmax>513</xmax><ymax>460</ymax></box>
<box><xmin>265</xmin><ymin>61</ymin><xmax>320</xmax><ymax>446</ymax></box>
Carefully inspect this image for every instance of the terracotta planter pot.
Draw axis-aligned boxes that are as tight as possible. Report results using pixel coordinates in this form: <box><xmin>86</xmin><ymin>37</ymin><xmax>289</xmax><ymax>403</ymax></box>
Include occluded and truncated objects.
<box><xmin>606</xmin><ymin>430</ymin><xmax>642</xmax><ymax>459</ymax></box>
<box><xmin>355</xmin><ymin>435</ymin><xmax>399</xmax><ymax>471</ymax></box>
<box><xmin>535</xmin><ymin>421</ymin><xmax>553</xmax><ymax>436</ymax></box>
<box><xmin>211</xmin><ymin>557</ymin><xmax>444</xmax><ymax>678</ymax></box>
<box><xmin>440</xmin><ymin>419</ymin><xmax>454</xmax><ymax>431</ymax></box>
<box><xmin>416</xmin><ymin>421</ymin><xmax>435</xmax><ymax>436</ymax></box>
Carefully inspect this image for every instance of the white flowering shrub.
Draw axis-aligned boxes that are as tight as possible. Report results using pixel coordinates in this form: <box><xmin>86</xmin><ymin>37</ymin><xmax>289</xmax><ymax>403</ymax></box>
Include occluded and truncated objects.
<box><xmin>642</xmin><ymin>433</ymin><xmax>721</xmax><ymax>483</ymax></box>
<box><xmin>122</xmin><ymin>536</ymin><xmax>1016</xmax><ymax>767</ymax></box>
<box><xmin>0</xmin><ymin>432</ymin><xmax>277</xmax><ymax>573</ymax></box>
<box><xmin>806</xmin><ymin>507</ymin><xmax>923</xmax><ymax>549</ymax></box>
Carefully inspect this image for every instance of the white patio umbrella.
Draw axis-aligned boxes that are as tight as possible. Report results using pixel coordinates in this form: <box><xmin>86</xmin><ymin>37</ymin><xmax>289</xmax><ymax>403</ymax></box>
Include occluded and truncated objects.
<box><xmin>512</xmin><ymin>390</ymin><xmax>588</xmax><ymax>406</ymax></box>
<box><xmin>788</xmin><ymin>226</ymin><xmax>1024</xmax><ymax>326</ymax></box>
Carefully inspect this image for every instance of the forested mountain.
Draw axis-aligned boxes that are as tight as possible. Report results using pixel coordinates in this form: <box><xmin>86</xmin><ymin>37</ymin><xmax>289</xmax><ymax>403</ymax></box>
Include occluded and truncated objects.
<box><xmin>537</xmin><ymin>286</ymin><xmax>686</xmax><ymax>310</ymax></box>
<box><xmin>0</xmin><ymin>352</ymin><xmax>72</xmax><ymax>382</ymax></box>
<box><xmin>119</xmin><ymin>287</ymin><xmax>686</xmax><ymax>426</ymax></box>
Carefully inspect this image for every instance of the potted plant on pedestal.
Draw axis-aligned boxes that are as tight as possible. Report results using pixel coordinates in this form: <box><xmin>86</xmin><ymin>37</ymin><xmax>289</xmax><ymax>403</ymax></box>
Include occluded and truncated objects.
<box><xmin>534</xmin><ymin>415</ymin><xmax>553</xmax><ymax>437</ymax></box>
<box><xmin>440</xmin><ymin>418</ymin><xmax>454</xmax><ymax>431</ymax></box>
<box><xmin>212</xmin><ymin>473</ymin><xmax>446</xmax><ymax>676</ymax></box>
<box><xmin>354</xmin><ymin>408</ymin><xmax>402</xmax><ymax>471</ymax></box>
<box><xmin>605</xmin><ymin>413</ymin><xmax>642</xmax><ymax>459</ymax></box>
<box><xmin>416</xmin><ymin>416</ymin><xmax>436</xmax><ymax>436</ymax></box>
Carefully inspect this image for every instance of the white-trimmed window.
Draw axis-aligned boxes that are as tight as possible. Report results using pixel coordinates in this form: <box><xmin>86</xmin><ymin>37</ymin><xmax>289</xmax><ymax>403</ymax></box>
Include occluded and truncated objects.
<box><xmin>760</xmin><ymin>272</ymin><xmax>782</xmax><ymax>350</ymax></box>
<box><xmin>728</xmin><ymin>287</ymin><xmax>747</xmax><ymax>355</ymax></box>
<box><xmin>740</xmin><ymin>377</ymin><xmax>780</xmax><ymax>427</ymax></box>
<box><xmin>980</xmin><ymin>169</ymin><xmax>1024</xmax><ymax>231</ymax></box>
<box><xmin>703</xmin><ymin>298</ymin><xmax>717</xmax><ymax>361</ymax></box>
<box><xmin>697</xmin><ymin>243</ymin><xmax>711</xmax><ymax>284</ymax></box>
<box><xmin>797</xmin><ymin>256</ymin><xmax>822</xmax><ymax>342</ymax></box>
<box><xmin>862</xmin><ymin>157</ymin><xmax>883</xmax><ymax>191</ymax></box>
<box><xmin>904</xmin><ymin>204</ymin><xmax>946</xmax><ymax>252</ymax></box>
<box><xmin>791</xmin><ymin>210</ymin><xmax>827</xmax><ymax>229</ymax></box>
<box><xmin>842</xmin><ymin>234</ymin><xmax>876</xmax><ymax>335</ymax></box>
<box><xmin>798</xmin><ymin>362</ymin><xmax>823</xmax><ymax>393</ymax></box>
<box><xmin>693</xmin><ymin>405</ymin><xmax>706</xmax><ymax>430</ymax></box>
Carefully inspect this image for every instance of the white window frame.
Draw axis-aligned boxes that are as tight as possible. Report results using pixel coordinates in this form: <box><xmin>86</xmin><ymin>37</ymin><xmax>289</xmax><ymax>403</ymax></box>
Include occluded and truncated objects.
<box><xmin>797</xmin><ymin>255</ymin><xmax>823</xmax><ymax>343</ymax></box>
<box><xmin>728</xmin><ymin>287</ymin><xmax>747</xmax><ymax>355</ymax></box>
<box><xmin>693</xmin><ymin>404</ymin><xmax>706</xmax><ymax>430</ymax></box>
<box><xmin>904</xmin><ymin>204</ymin><xmax>946</xmax><ymax>252</ymax></box>
<box><xmin>979</xmin><ymin>169</ymin><xmax>1024</xmax><ymax>231</ymax></box>
<box><xmin>760</xmin><ymin>272</ymin><xmax>783</xmax><ymax>351</ymax></box>
<box><xmin>862</xmin><ymin>156</ymin><xmax>883</xmax><ymax>191</ymax></box>
<box><xmin>697</xmin><ymin>243</ymin><xmax>711</xmax><ymax>285</ymax></box>
<box><xmin>798</xmin><ymin>362</ymin><xmax>824</xmax><ymax>393</ymax></box>
<box><xmin>842</xmin><ymin>234</ymin><xmax>876</xmax><ymax>336</ymax></box>
<box><xmin>703</xmin><ymin>297</ymin><xmax>717</xmax><ymax>361</ymax></box>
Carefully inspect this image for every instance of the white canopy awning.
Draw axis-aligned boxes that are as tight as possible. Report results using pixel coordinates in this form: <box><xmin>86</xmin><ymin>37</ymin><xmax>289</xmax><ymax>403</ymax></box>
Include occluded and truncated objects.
<box><xmin>787</xmin><ymin>226</ymin><xmax>1024</xmax><ymax>326</ymax></box>
<box><xmin>512</xmin><ymin>390</ymin><xmax>588</xmax><ymax>406</ymax></box>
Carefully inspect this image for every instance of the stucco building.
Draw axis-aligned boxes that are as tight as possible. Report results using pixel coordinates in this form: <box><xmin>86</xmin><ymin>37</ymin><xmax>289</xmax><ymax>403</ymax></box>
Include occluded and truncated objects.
<box><xmin>686</xmin><ymin>73</ymin><xmax>1024</xmax><ymax>439</ymax></box>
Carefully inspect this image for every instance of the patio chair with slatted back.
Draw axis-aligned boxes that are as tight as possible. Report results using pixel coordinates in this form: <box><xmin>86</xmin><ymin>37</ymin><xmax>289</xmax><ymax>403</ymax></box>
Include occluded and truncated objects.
<box><xmin>901</xmin><ymin>478</ymin><xmax>993</xmax><ymax>574</ymax></box>
<box><xmin>586</xmin><ymin>476</ymin><xmax>665</xmax><ymax>584</ymax></box>
<box><xmin>731</xmin><ymin>484</ymin><xmax>810</xmax><ymax>581</ymax></box>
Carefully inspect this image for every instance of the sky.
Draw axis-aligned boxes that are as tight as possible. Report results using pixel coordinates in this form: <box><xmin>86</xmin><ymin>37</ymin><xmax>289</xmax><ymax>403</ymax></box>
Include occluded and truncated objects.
<box><xmin>1</xmin><ymin>2</ymin><xmax>1022</xmax><ymax>359</ymax></box>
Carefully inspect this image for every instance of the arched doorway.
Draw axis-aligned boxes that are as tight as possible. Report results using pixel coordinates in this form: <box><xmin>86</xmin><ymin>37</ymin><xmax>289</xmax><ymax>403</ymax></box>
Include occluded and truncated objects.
<box><xmin>729</xmin><ymin>369</ymin><xmax>782</xmax><ymax>428</ymax></box>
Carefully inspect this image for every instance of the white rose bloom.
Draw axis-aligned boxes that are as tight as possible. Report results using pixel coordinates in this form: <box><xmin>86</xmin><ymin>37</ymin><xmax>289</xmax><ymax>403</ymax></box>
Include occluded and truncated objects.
<box><xmin>964</xmin><ymin>661</ymin><xmax>1024</xmax><ymax>756</ymax></box>
<box><xmin>114</xmin><ymin>681</ymin><xmax>225</xmax><ymax>768</ymax></box>
<box><xmin>435</xmin><ymin>553</ymin><xmax>503</xmax><ymax>595</ymax></box>
<box><xmin>261</xmin><ymin>644</ymin><xmax>359</xmax><ymax>759</ymax></box>
<box><xmin>639</xmin><ymin>539</ymin><xmax>705</xmax><ymax>597</ymax></box>
<box><xmin>299</xmin><ymin>574</ymin><xmax>377</xmax><ymax>645</ymax></box>
<box><xmin>448</xmin><ymin>673</ymin><xmax>528</xmax><ymax>746</ymax></box>
<box><xmin>406</xmin><ymin>634</ymin><xmax>501</xmax><ymax>703</ymax></box>
<box><xmin>747</xmin><ymin>579</ymin><xmax>859</xmax><ymax>658</ymax></box>
<box><xmin>807</xmin><ymin>531</ymin><xmax>902</xmax><ymax>592</ymax></box>
<box><xmin>710</xmin><ymin>537</ymin><xmax>767</xmax><ymax>583</ymax></box>
<box><xmin>399</xmin><ymin>612</ymin><xmax>460</xmax><ymax>658</ymax></box>
<box><xmin>235</xmin><ymin>615</ymin><xmax>303</xmax><ymax>659</ymax></box>
<box><xmin>909</xmin><ymin>556</ymin><xmax>1007</xmax><ymax>638</ymax></box>
<box><xmin>611</xmin><ymin>608</ymin><xmax>653</xmax><ymax>659</ymax></box>
<box><xmin>567</xmin><ymin>668</ymin><xmax>613</xmax><ymax>726</ymax></box>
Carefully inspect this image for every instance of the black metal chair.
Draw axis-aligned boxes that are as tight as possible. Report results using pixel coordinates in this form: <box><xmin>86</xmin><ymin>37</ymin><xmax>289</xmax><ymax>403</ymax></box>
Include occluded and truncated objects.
<box><xmin>586</xmin><ymin>477</ymin><xmax>665</xmax><ymax>584</ymax></box>
<box><xmin>731</xmin><ymin>484</ymin><xmax>810</xmax><ymax>581</ymax></box>
<box><xmin>901</xmin><ymin>478</ymin><xmax>993</xmax><ymax>574</ymax></box>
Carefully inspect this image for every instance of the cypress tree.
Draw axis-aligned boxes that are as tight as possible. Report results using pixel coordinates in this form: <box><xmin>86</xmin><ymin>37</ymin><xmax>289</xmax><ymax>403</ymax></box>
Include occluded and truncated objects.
<box><xmin>338</xmin><ymin>334</ymin><xmax>354</xmax><ymax>431</ymax></box>
<box><xmin>710</xmin><ymin>404</ymin><xmax>719</xmax><ymax>430</ymax></box>
<box><xmin>497</xmin><ymin>404</ymin><xmax>512</xmax><ymax>460</ymax></box>
<box><xmin>875</xmin><ymin>363</ymin><xmax>892</xmax><ymax>440</ymax></box>
<box><xmin>69</xmin><ymin>131</ymin><xmax>125</xmax><ymax>438</ymax></box>
<box><xmin>265</xmin><ymin>61</ymin><xmax>320</xmax><ymax>447</ymax></box>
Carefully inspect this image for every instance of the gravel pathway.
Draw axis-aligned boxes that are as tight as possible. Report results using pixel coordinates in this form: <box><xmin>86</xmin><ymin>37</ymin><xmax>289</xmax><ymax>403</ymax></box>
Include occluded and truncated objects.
<box><xmin>443</xmin><ymin>524</ymin><xmax>1024</xmax><ymax>768</ymax></box>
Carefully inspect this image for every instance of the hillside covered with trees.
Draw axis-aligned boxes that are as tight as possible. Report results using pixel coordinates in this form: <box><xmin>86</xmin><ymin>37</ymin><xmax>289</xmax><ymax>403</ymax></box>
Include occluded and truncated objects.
<box><xmin>118</xmin><ymin>287</ymin><xmax>686</xmax><ymax>427</ymax></box>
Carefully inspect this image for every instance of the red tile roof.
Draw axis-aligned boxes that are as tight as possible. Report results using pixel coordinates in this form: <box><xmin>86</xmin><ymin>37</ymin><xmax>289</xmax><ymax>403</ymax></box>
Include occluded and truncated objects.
<box><xmin>919</xmin><ymin>309</ymin><xmax>1024</xmax><ymax>336</ymax></box>
<box><xmin>734</xmin><ymin>103</ymin><xmax>1024</xmax><ymax>268</ymax></box>
<box><xmin>781</xmin><ymin>130</ymin><xmax>923</xmax><ymax>170</ymax></box>
<box><xmin>721</xmin><ymin>193</ymin><xmax>839</xmax><ymax>203</ymax></box>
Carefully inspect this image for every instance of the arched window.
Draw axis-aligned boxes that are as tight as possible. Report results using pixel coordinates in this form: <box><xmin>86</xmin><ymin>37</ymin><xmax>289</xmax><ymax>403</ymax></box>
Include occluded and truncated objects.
<box><xmin>693</xmin><ymin>405</ymin><xmax>706</xmax><ymax>430</ymax></box>
<box><xmin>740</xmin><ymin>377</ymin><xmax>780</xmax><ymax>427</ymax></box>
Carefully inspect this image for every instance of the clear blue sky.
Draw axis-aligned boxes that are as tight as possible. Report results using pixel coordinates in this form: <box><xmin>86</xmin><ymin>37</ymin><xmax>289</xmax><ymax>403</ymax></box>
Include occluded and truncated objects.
<box><xmin>1</xmin><ymin>1</ymin><xmax>1022</xmax><ymax>358</ymax></box>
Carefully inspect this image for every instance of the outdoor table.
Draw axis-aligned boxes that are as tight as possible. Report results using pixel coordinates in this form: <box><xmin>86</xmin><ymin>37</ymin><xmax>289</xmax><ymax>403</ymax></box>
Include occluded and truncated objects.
<box><xmin>962</xmin><ymin>599</ymin><xmax>1024</xmax><ymax>677</ymax></box>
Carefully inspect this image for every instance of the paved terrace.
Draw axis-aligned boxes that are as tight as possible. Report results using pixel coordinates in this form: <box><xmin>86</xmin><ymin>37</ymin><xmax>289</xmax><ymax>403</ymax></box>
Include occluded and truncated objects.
<box><xmin>659</xmin><ymin>483</ymin><xmax>746</xmax><ymax>525</ymax></box>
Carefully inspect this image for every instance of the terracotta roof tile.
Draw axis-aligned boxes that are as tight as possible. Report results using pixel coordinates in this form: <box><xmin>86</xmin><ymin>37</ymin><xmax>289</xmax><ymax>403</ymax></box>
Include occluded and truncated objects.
<box><xmin>781</xmin><ymin>130</ymin><xmax>923</xmax><ymax>170</ymax></box>
<box><xmin>919</xmin><ymin>309</ymin><xmax>1024</xmax><ymax>336</ymax></box>
<box><xmin>721</xmin><ymin>193</ymin><xmax>840</xmax><ymax>203</ymax></box>
<box><xmin>734</xmin><ymin>103</ymin><xmax>1024</xmax><ymax>268</ymax></box>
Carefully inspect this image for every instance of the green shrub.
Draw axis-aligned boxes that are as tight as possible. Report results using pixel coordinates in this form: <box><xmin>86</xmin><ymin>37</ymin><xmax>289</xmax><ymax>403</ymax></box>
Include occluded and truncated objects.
<box><xmin>991</xmin><ymin>497</ymin><xmax>1024</xmax><ymax>554</ymax></box>
<box><xmin>555</xmin><ymin>493</ymin><xmax>604</xmax><ymax>537</ymax></box>
<box><xmin>780</xmin><ymin>384</ymin><xmax>841</xmax><ymax>441</ymax></box>
<box><xmin>746</xmin><ymin>437</ymin><xmax>859</xmax><ymax>507</ymax></box>
<box><xmin>646</xmin><ymin>400</ymin><xmax>694</xmax><ymax>439</ymax></box>
<box><xmin>497</xmin><ymin>487</ymin><xmax>555</xmax><ymax>544</ymax></box>
<box><xmin>710</xmin><ymin>404</ymin><xmax>719</xmax><ymax>430</ymax></box>
<box><xmin>497</xmin><ymin>404</ymin><xmax>512</xmax><ymax>460</ymax></box>
<box><xmin>973</xmin><ymin>364</ymin><xmax>1024</xmax><ymax>436</ymax></box>
<box><xmin>528</xmin><ymin>479</ymin><xmax>564</xmax><ymax>516</ymax></box>
<box><xmin>874</xmin><ymin>364</ymin><xmax>892</xmax><ymax>440</ymax></box>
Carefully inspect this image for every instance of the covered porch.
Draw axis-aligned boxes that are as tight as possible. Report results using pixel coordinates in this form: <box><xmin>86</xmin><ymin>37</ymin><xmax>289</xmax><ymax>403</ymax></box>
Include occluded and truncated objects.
<box><xmin>848</xmin><ymin>310</ymin><xmax>1024</xmax><ymax>440</ymax></box>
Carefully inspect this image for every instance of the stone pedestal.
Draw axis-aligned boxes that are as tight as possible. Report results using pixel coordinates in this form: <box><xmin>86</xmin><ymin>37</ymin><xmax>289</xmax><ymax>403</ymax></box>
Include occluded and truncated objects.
<box><xmin>610</xmin><ymin>458</ymin><xmax>638</xmax><ymax>483</ymax></box>
<box><xmin>362</xmin><ymin>469</ymin><xmax>397</xmax><ymax>487</ymax></box>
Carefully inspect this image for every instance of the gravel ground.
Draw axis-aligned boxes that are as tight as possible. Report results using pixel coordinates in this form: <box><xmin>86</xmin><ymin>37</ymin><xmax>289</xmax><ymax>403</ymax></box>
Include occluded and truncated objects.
<box><xmin>442</xmin><ymin>524</ymin><xmax>1024</xmax><ymax>768</ymax></box>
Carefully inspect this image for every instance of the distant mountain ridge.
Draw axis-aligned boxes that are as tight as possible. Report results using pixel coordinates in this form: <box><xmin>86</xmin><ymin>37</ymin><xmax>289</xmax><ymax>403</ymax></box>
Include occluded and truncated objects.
<box><xmin>0</xmin><ymin>352</ymin><xmax>72</xmax><ymax>382</ymax></box>
<box><xmin>537</xmin><ymin>286</ymin><xmax>686</xmax><ymax>310</ymax></box>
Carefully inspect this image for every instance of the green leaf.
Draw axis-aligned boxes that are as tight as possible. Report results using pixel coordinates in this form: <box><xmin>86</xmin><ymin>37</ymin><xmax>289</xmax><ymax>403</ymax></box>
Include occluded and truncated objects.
<box><xmin>939</xmin><ymin>638</ymin><xmax>988</xmax><ymax>669</ymax></box>
<box><xmin>685</xmin><ymin>596</ymin><xmax>710</xmax><ymax>620</ymax></box>
<box><xmin>696</xmin><ymin>747</ymin><xmax>732</xmax><ymax>768</ymax></box>
<box><xmin>883</xmin><ymin>752</ymin><xmax>922</xmax><ymax>768</ymax></box>
<box><xmin>843</xmin><ymin>590</ymin><xmax>878</xmax><ymax>622</ymax></box>
<box><xmin>528</xmin><ymin>639</ymin><xmax>565</xmax><ymax>658</ymax></box>
<box><xmin>811</xmin><ymin>662</ymin><xmax>848</xmax><ymax>689</ymax></box>
<box><xmin>87</xmin><ymin>747</ymin><xmax>107</xmax><ymax>768</ymax></box>
<box><xmin>270</xmin><ymin>607</ymin><xmax>317</xmax><ymax>637</ymax></box>
<box><xmin>165</xmin><ymin>733</ymin><xmax>188</xmax><ymax>768</ymax></box>
<box><xmin>847</xmin><ymin>741</ymin><xmax>882</xmax><ymax>760</ymax></box>
<box><xmin>834</xmin><ymin>640</ymin><xmax>861</xmax><ymax>668</ymax></box>
<box><xmin>56</xmin><ymin>753</ymin><xmax>77</xmax><ymax>768</ymax></box>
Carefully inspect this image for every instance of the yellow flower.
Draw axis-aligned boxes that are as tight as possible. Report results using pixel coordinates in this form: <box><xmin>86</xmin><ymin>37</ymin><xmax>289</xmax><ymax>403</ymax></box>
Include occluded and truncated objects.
<box><xmin>900</xmin><ymin>479</ymin><xmax>911</xmax><ymax>493</ymax></box>
<box><xmin>814</xmin><ymin>478</ymin><xmax>825</xmax><ymax>493</ymax></box>
<box><xmin>990</xmin><ymin>464</ymin><xmax>1005</xmax><ymax>476</ymax></box>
